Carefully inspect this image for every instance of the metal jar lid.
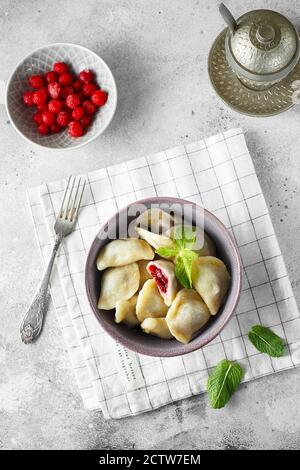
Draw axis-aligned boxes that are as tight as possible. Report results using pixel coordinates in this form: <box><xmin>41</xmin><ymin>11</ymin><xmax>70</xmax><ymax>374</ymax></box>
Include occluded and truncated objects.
<box><xmin>219</xmin><ymin>4</ymin><xmax>300</xmax><ymax>82</ymax></box>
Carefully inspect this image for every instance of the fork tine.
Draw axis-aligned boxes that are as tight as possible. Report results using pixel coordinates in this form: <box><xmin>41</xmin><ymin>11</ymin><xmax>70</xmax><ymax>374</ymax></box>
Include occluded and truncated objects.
<box><xmin>73</xmin><ymin>179</ymin><xmax>86</xmax><ymax>221</ymax></box>
<box><xmin>68</xmin><ymin>177</ymin><xmax>82</xmax><ymax>221</ymax></box>
<box><xmin>62</xmin><ymin>176</ymin><xmax>76</xmax><ymax>219</ymax></box>
<box><xmin>58</xmin><ymin>175</ymin><xmax>72</xmax><ymax>217</ymax></box>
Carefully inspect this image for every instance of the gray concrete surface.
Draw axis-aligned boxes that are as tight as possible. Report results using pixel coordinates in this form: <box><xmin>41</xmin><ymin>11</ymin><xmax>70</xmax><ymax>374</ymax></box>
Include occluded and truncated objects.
<box><xmin>0</xmin><ymin>0</ymin><xmax>300</xmax><ymax>450</ymax></box>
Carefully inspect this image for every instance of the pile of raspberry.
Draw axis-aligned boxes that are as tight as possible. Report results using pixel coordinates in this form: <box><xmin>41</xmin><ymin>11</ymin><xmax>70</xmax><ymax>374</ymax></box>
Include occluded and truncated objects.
<box><xmin>22</xmin><ymin>62</ymin><xmax>108</xmax><ymax>137</ymax></box>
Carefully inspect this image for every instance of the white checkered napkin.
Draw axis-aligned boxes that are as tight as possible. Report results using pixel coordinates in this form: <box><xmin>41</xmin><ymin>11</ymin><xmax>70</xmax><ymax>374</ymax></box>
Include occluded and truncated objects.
<box><xmin>27</xmin><ymin>127</ymin><xmax>300</xmax><ymax>419</ymax></box>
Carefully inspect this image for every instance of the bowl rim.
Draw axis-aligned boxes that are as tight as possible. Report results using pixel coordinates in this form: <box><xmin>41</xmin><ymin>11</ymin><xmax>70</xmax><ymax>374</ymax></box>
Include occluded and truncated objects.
<box><xmin>85</xmin><ymin>196</ymin><xmax>242</xmax><ymax>357</ymax></box>
<box><xmin>5</xmin><ymin>42</ymin><xmax>118</xmax><ymax>151</ymax></box>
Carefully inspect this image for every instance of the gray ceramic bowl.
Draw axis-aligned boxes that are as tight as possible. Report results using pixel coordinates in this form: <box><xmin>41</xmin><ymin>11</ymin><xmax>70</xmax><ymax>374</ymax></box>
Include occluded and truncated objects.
<box><xmin>85</xmin><ymin>197</ymin><xmax>241</xmax><ymax>357</ymax></box>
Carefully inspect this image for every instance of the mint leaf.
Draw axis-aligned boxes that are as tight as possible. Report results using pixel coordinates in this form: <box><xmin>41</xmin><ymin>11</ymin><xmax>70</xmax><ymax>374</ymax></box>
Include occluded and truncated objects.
<box><xmin>175</xmin><ymin>250</ymin><xmax>198</xmax><ymax>288</ymax></box>
<box><xmin>173</xmin><ymin>225</ymin><xmax>196</xmax><ymax>250</ymax></box>
<box><xmin>248</xmin><ymin>325</ymin><xmax>285</xmax><ymax>357</ymax></box>
<box><xmin>156</xmin><ymin>226</ymin><xmax>199</xmax><ymax>288</ymax></box>
<box><xmin>207</xmin><ymin>360</ymin><xmax>243</xmax><ymax>409</ymax></box>
<box><xmin>155</xmin><ymin>245</ymin><xmax>179</xmax><ymax>258</ymax></box>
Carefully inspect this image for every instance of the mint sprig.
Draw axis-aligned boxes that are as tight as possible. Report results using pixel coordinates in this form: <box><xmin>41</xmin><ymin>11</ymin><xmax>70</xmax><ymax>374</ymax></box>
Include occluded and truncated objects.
<box><xmin>248</xmin><ymin>325</ymin><xmax>285</xmax><ymax>357</ymax></box>
<box><xmin>155</xmin><ymin>246</ymin><xmax>179</xmax><ymax>258</ymax></box>
<box><xmin>172</xmin><ymin>225</ymin><xmax>196</xmax><ymax>250</ymax></box>
<box><xmin>175</xmin><ymin>251</ymin><xmax>198</xmax><ymax>289</ymax></box>
<box><xmin>207</xmin><ymin>360</ymin><xmax>244</xmax><ymax>409</ymax></box>
<box><xmin>156</xmin><ymin>226</ymin><xmax>198</xmax><ymax>288</ymax></box>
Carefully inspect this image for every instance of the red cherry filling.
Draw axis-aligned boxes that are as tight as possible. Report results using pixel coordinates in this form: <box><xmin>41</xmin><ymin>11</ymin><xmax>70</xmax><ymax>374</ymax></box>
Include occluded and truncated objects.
<box><xmin>148</xmin><ymin>265</ymin><xmax>168</xmax><ymax>293</ymax></box>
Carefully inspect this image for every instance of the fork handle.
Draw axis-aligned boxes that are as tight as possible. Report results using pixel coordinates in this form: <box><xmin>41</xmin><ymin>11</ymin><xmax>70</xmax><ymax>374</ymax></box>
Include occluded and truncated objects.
<box><xmin>20</xmin><ymin>234</ymin><xmax>63</xmax><ymax>344</ymax></box>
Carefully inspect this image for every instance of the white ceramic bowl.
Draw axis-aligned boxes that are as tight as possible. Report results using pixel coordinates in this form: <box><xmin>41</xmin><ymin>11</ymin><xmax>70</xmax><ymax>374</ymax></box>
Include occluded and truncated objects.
<box><xmin>5</xmin><ymin>43</ymin><xmax>117</xmax><ymax>150</ymax></box>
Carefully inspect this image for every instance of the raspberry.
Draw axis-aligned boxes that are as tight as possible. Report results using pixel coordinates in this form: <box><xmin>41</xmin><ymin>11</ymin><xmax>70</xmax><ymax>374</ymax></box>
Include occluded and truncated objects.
<box><xmin>37</xmin><ymin>124</ymin><xmax>49</xmax><ymax>135</ymax></box>
<box><xmin>59</xmin><ymin>72</ymin><xmax>74</xmax><ymax>86</ymax></box>
<box><xmin>82</xmin><ymin>82</ymin><xmax>97</xmax><ymax>97</ymax></box>
<box><xmin>36</xmin><ymin>104</ymin><xmax>48</xmax><ymax>112</ymax></box>
<box><xmin>48</xmin><ymin>82</ymin><xmax>62</xmax><ymax>99</ymax></box>
<box><xmin>53</xmin><ymin>62</ymin><xmax>69</xmax><ymax>74</ymax></box>
<box><xmin>60</xmin><ymin>86</ymin><xmax>74</xmax><ymax>100</ymax></box>
<box><xmin>79</xmin><ymin>69</ymin><xmax>93</xmax><ymax>83</ymax></box>
<box><xmin>23</xmin><ymin>65</ymin><xmax>99</xmax><ymax>137</ymax></box>
<box><xmin>57</xmin><ymin>111</ymin><xmax>72</xmax><ymax>127</ymax></box>
<box><xmin>32</xmin><ymin>112</ymin><xmax>43</xmax><ymax>125</ymax></box>
<box><xmin>33</xmin><ymin>88</ymin><xmax>48</xmax><ymax>105</ymax></box>
<box><xmin>82</xmin><ymin>100</ymin><xmax>96</xmax><ymax>115</ymax></box>
<box><xmin>65</xmin><ymin>94</ymin><xmax>80</xmax><ymax>109</ymax></box>
<box><xmin>42</xmin><ymin>110</ymin><xmax>55</xmax><ymax>126</ymax></box>
<box><xmin>72</xmin><ymin>107</ymin><xmax>84</xmax><ymax>121</ymax></box>
<box><xmin>73</xmin><ymin>79</ymin><xmax>82</xmax><ymax>91</ymax></box>
<box><xmin>77</xmin><ymin>91</ymin><xmax>85</xmax><ymax>103</ymax></box>
<box><xmin>28</xmin><ymin>75</ymin><xmax>45</xmax><ymax>89</ymax></box>
<box><xmin>51</xmin><ymin>124</ymin><xmax>62</xmax><ymax>133</ymax></box>
<box><xmin>23</xmin><ymin>91</ymin><xmax>34</xmax><ymax>106</ymax></box>
<box><xmin>80</xmin><ymin>115</ymin><xmax>92</xmax><ymax>128</ymax></box>
<box><xmin>91</xmin><ymin>90</ymin><xmax>108</xmax><ymax>106</ymax></box>
<box><xmin>45</xmin><ymin>71</ymin><xmax>58</xmax><ymax>83</ymax></box>
<box><xmin>68</xmin><ymin>121</ymin><xmax>84</xmax><ymax>137</ymax></box>
<box><xmin>48</xmin><ymin>99</ymin><xmax>64</xmax><ymax>114</ymax></box>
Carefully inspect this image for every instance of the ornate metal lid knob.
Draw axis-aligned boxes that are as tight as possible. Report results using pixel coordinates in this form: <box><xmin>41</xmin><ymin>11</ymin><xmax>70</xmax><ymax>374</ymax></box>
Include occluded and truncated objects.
<box><xmin>256</xmin><ymin>24</ymin><xmax>275</xmax><ymax>44</ymax></box>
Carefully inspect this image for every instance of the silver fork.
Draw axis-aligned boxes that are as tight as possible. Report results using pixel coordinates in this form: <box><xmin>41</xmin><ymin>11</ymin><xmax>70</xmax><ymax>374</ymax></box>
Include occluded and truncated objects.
<box><xmin>20</xmin><ymin>176</ymin><xmax>86</xmax><ymax>344</ymax></box>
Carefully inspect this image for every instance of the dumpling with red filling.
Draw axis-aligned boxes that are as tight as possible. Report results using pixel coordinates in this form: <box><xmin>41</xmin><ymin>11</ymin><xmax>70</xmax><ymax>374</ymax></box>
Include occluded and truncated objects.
<box><xmin>147</xmin><ymin>260</ymin><xmax>178</xmax><ymax>306</ymax></box>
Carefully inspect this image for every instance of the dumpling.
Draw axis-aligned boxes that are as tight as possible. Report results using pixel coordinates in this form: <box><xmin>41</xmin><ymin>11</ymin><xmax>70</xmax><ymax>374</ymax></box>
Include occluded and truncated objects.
<box><xmin>135</xmin><ymin>227</ymin><xmax>174</xmax><ymax>250</ymax></box>
<box><xmin>136</xmin><ymin>279</ymin><xmax>168</xmax><ymax>322</ymax></box>
<box><xmin>131</xmin><ymin>208</ymin><xmax>180</xmax><ymax>234</ymax></box>
<box><xmin>147</xmin><ymin>260</ymin><xmax>178</xmax><ymax>306</ymax></box>
<box><xmin>166</xmin><ymin>289</ymin><xmax>211</xmax><ymax>343</ymax></box>
<box><xmin>115</xmin><ymin>295</ymin><xmax>139</xmax><ymax>327</ymax></box>
<box><xmin>166</xmin><ymin>225</ymin><xmax>216</xmax><ymax>256</ymax></box>
<box><xmin>202</xmin><ymin>232</ymin><xmax>216</xmax><ymax>257</ymax></box>
<box><xmin>141</xmin><ymin>318</ymin><xmax>173</xmax><ymax>339</ymax></box>
<box><xmin>137</xmin><ymin>259</ymin><xmax>152</xmax><ymax>289</ymax></box>
<box><xmin>192</xmin><ymin>256</ymin><xmax>230</xmax><ymax>315</ymax></box>
<box><xmin>98</xmin><ymin>263</ymin><xmax>140</xmax><ymax>310</ymax></box>
<box><xmin>96</xmin><ymin>238</ymin><xmax>154</xmax><ymax>271</ymax></box>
